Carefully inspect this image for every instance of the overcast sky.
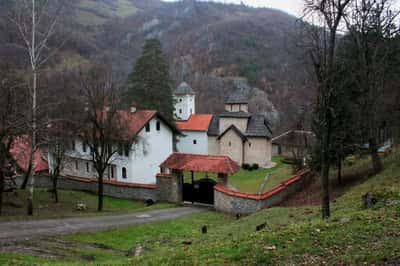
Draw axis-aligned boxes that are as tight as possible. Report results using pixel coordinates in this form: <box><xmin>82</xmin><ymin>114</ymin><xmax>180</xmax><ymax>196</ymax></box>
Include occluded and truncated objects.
<box><xmin>163</xmin><ymin>0</ymin><xmax>304</xmax><ymax>17</ymax></box>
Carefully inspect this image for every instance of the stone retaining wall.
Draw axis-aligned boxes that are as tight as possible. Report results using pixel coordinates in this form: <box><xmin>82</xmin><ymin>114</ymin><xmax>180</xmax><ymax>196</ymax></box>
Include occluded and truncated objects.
<box><xmin>16</xmin><ymin>175</ymin><xmax>158</xmax><ymax>201</ymax></box>
<box><xmin>214</xmin><ymin>170</ymin><xmax>311</xmax><ymax>214</ymax></box>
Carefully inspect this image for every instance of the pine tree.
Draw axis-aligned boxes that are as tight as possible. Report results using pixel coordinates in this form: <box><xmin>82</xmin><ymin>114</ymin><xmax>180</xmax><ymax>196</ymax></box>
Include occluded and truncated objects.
<box><xmin>126</xmin><ymin>39</ymin><xmax>175</xmax><ymax>121</ymax></box>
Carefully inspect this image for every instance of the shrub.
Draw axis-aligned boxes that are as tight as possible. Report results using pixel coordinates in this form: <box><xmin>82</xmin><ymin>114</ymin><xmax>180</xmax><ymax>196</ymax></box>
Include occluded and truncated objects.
<box><xmin>251</xmin><ymin>163</ymin><xmax>259</xmax><ymax>170</ymax></box>
<box><xmin>242</xmin><ymin>163</ymin><xmax>251</xmax><ymax>170</ymax></box>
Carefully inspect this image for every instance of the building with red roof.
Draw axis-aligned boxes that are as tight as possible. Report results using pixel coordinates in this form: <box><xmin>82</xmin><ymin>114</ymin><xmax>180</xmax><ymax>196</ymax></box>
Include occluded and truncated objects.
<box><xmin>176</xmin><ymin>114</ymin><xmax>213</xmax><ymax>155</ymax></box>
<box><xmin>174</xmin><ymin>83</ymin><xmax>273</xmax><ymax>166</ymax></box>
<box><xmin>57</xmin><ymin>109</ymin><xmax>180</xmax><ymax>184</ymax></box>
<box><xmin>9</xmin><ymin>135</ymin><xmax>49</xmax><ymax>173</ymax></box>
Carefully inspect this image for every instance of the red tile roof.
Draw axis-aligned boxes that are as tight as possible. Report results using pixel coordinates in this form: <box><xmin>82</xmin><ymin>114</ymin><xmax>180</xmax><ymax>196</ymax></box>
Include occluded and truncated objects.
<box><xmin>176</xmin><ymin>114</ymin><xmax>213</xmax><ymax>132</ymax></box>
<box><xmin>117</xmin><ymin>110</ymin><xmax>157</xmax><ymax>137</ymax></box>
<box><xmin>160</xmin><ymin>153</ymin><xmax>240</xmax><ymax>175</ymax></box>
<box><xmin>9</xmin><ymin>135</ymin><xmax>49</xmax><ymax>173</ymax></box>
<box><xmin>117</xmin><ymin>110</ymin><xmax>180</xmax><ymax>139</ymax></box>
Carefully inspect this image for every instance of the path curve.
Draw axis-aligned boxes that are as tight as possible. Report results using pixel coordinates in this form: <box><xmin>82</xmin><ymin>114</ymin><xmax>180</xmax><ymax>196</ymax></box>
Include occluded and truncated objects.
<box><xmin>0</xmin><ymin>207</ymin><xmax>205</xmax><ymax>243</ymax></box>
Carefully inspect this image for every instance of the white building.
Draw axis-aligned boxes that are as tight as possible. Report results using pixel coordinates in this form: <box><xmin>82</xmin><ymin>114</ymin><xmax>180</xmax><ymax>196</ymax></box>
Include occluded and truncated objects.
<box><xmin>174</xmin><ymin>83</ymin><xmax>273</xmax><ymax>166</ymax></box>
<box><xmin>52</xmin><ymin>110</ymin><xmax>179</xmax><ymax>184</ymax></box>
<box><xmin>174</xmin><ymin>82</ymin><xmax>195</xmax><ymax>120</ymax></box>
<box><xmin>176</xmin><ymin>114</ymin><xmax>214</xmax><ymax>155</ymax></box>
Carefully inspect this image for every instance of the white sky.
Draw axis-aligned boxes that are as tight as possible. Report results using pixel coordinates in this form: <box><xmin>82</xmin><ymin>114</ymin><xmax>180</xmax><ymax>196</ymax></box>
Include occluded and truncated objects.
<box><xmin>163</xmin><ymin>0</ymin><xmax>304</xmax><ymax>17</ymax></box>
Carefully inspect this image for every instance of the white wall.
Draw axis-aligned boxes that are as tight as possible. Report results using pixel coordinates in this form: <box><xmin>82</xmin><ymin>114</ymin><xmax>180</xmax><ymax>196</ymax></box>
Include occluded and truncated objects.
<box><xmin>176</xmin><ymin>131</ymin><xmax>208</xmax><ymax>155</ymax></box>
<box><xmin>174</xmin><ymin>94</ymin><xmax>195</xmax><ymax>120</ymax></box>
<box><xmin>58</xmin><ymin>117</ymin><xmax>174</xmax><ymax>184</ymax></box>
<box><xmin>128</xmin><ymin>117</ymin><xmax>173</xmax><ymax>184</ymax></box>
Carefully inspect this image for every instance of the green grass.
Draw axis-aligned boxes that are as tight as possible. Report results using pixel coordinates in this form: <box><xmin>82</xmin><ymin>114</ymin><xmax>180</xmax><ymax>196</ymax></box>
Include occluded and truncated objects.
<box><xmin>184</xmin><ymin>156</ymin><xmax>293</xmax><ymax>193</ymax></box>
<box><xmin>75</xmin><ymin>0</ymin><xmax>138</xmax><ymax>26</ymax></box>
<box><xmin>1</xmin><ymin>151</ymin><xmax>399</xmax><ymax>265</ymax></box>
<box><xmin>0</xmin><ymin>189</ymin><xmax>174</xmax><ymax>221</ymax></box>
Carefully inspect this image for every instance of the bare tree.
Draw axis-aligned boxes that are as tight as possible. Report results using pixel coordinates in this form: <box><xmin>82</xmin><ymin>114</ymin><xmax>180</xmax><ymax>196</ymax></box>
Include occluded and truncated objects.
<box><xmin>78</xmin><ymin>66</ymin><xmax>134</xmax><ymax>211</ymax></box>
<box><xmin>0</xmin><ymin>64</ymin><xmax>26</xmax><ymax>215</ymax></box>
<box><xmin>303</xmin><ymin>0</ymin><xmax>352</xmax><ymax>218</ymax></box>
<box><xmin>344</xmin><ymin>0</ymin><xmax>399</xmax><ymax>173</ymax></box>
<box><xmin>46</xmin><ymin>134</ymin><xmax>69</xmax><ymax>203</ymax></box>
<box><xmin>9</xmin><ymin>0</ymin><xmax>63</xmax><ymax>215</ymax></box>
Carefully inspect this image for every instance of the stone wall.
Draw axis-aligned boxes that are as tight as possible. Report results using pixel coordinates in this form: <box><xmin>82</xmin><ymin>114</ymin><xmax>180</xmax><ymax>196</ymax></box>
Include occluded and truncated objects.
<box><xmin>214</xmin><ymin>170</ymin><xmax>311</xmax><ymax>214</ymax></box>
<box><xmin>156</xmin><ymin>171</ymin><xmax>182</xmax><ymax>203</ymax></box>
<box><xmin>16</xmin><ymin>175</ymin><xmax>159</xmax><ymax>201</ymax></box>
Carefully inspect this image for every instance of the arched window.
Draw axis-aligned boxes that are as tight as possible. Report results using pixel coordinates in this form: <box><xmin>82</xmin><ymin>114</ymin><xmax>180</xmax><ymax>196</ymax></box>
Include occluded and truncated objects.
<box><xmin>122</xmin><ymin>167</ymin><xmax>127</xmax><ymax>179</ymax></box>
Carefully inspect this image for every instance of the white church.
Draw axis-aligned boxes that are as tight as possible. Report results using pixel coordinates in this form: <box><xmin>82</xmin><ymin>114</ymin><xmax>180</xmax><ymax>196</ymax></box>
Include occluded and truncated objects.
<box><xmin>174</xmin><ymin>82</ymin><xmax>273</xmax><ymax>166</ymax></box>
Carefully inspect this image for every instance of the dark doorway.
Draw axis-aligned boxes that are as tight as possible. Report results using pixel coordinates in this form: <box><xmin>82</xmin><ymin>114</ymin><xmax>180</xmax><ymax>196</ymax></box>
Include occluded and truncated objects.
<box><xmin>183</xmin><ymin>174</ymin><xmax>216</xmax><ymax>205</ymax></box>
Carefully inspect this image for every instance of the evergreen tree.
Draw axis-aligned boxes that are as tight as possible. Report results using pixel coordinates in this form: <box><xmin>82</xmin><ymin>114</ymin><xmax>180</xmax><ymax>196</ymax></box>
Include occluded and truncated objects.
<box><xmin>126</xmin><ymin>39</ymin><xmax>175</xmax><ymax>121</ymax></box>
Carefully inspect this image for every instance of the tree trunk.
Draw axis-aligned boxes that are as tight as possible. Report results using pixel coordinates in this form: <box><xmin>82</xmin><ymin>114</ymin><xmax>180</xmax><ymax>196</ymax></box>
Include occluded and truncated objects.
<box><xmin>27</xmin><ymin>0</ymin><xmax>37</xmax><ymax>216</ymax></box>
<box><xmin>337</xmin><ymin>157</ymin><xmax>342</xmax><ymax>185</ymax></box>
<box><xmin>369</xmin><ymin>138</ymin><xmax>383</xmax><ymax>173</ymax></box>
<box><xmin>321</xmin><ymin>125</ymin><xmax>331</xmax><ymax>219</ymax></box>
<box><xmin>98</xmin><ymin>173</ymin><xmax>103</xmax><ymax>211</ymax></box>
<box><xmin>0</xmin><ymin>171</ymin><xmax>4</xmax><ymax>216</ymax></box>
<box><xmin>52</xmin><ymin>170</ymin><xmax>59</xmax><ymax>203</ymax></box>
<box><xmin>321</xmin><ymin>158</ymin><xmax>330</xmax><ymax>219</ymax></box>
<box><xmin>20</xmin><ymin>163</ymin><xmax>32</xmax><ymax>189</ymax></box>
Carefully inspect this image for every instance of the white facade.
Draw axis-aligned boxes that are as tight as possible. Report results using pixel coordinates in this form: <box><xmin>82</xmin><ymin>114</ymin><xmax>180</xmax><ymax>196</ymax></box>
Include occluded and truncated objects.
<box><xmin>52</xmin><ymin>117</ymin><xmax>174</xmax><ymax>184</ymax></box>
<box><xmin>176</xmin><ymin>131</ymin><xmax>209</xmax><ymax>155</ymax></box>
<box><xmin>174</xmin><ymin>94</ymin><xmax>195</xmax><ymax>120</ymax></box>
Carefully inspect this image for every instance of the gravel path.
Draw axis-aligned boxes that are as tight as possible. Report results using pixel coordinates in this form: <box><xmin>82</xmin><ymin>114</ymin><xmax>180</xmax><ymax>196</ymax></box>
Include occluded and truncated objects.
<box><xmin>0</xmin><ymin>207</ymin><xmax>205</xmax><ymax>243</ymax></box>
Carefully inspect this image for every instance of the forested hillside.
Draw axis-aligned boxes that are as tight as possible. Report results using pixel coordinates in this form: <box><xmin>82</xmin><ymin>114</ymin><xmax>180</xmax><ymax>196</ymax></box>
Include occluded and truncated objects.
<box><xmin>0</xmin><ymin>0</ymin><xmax>313</xmax><ymax>131</ymax></box>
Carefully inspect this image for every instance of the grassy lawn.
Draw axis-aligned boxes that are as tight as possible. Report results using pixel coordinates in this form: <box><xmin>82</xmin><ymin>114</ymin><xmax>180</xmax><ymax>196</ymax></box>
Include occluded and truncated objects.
<box><xmin>184</xmin><ymin>156</ymin><xmax>294</xmax><ymax>193</ymax></box>
<box><xmin>0</xmin><ymin>189</ymin><xmax>174</xmax><ymax>222</ymax></box>
<box><xmin>1</xmin><ymin>151</ymin><xmax>399</xmax><ymax>265</ymax></box>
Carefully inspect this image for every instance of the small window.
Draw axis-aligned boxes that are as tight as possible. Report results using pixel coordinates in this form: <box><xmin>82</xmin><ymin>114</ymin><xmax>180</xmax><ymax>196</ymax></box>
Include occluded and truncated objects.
<box><xmin>179</xmin><ymin>98</ymin><xmax>182</xmax><ymax>102</ymax></box>
<box><xmin>156</xmin><ymin>121</ymin><xmax>161</xmax><ymax>131</ymax></box>
<box><xmin>229</xmin><ymin>141</ymin><xmax>232</xmax><ymax>147</ymax></box>
<box><xmin>82</xmin><ymin>142</ymin><xmax>87</xmax><ymax>153</ymax></box>
<box><xmin>193</xmin><ymin>140</ymin><xmax>197</xmax><ymax>145</ymax></box>
<box><xmin>249</xmin><ymin>143</ymin><xmax>252</xmax><ymax>148</ymax></box>
<box><xmin>124</xmin><ymin>144</ymin><xmax>130</xmax><ymax>157</ymax></box>
<box><xmin>179</xmin><ymin>109</ymin><xmax>182</xmax><ymax>114</ymax></box>
<box><xmin>75</xmin><ymin>160</ymin><xmax>79</xmax><ymax>170</ymax></box>
<box><xmin>122</xmin><ymin>167</ymin><xmax>127</xmax><ymax>179</ymax></box>
<box><xmin>86</xmin><ymin>162</ymin><xmax>89</xmax><ymax>173</ymax></box>
<box><xmin>118</xmin><ymin>143</ymin><xmax>123</xmax><ymax>156</ymax></box>
<box><xmin>71</xmin><ymin>139</ymin><xmax>75</xmax><ymax>150</ymax></box>
<box><xmin>145</xmin><ymin>123</ymin><xmax>150</xmax><ymax>132</ymax></box>
<box><xmin>110</xmin><ymin>166</ymin><xmax>115</xmax><ymax>179</ymax></box>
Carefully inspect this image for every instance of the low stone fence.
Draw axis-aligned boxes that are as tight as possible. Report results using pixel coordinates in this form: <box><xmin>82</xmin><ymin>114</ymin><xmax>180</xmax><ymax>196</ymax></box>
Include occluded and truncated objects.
<box><xmin>15</xmin><ymin>175</ymin><xmax>158</xmax><ymax>201</ymax></box>
<box><xmin>214</xmin><ymin>170</ymin><xmax>311</xmax><ymax>214</ymax></box>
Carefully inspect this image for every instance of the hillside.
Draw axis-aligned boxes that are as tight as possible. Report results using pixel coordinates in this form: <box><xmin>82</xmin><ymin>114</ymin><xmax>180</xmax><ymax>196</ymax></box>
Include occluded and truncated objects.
<box><xmin>1</xmin><ymin>151</ymin><xmax>399</xmax><ymax>264</ymax></box>
<box><xmin>0</xmin><ymin>0</ymin><xmax>313</xmax><ymax>132</ymax></box>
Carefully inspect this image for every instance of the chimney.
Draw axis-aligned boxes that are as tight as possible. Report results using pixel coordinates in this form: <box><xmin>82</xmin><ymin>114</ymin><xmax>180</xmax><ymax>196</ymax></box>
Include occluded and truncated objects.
<box><xmin>130</xmin><ymin>101</ymin><xmax>138</xmax><ymax>113</ymax></box>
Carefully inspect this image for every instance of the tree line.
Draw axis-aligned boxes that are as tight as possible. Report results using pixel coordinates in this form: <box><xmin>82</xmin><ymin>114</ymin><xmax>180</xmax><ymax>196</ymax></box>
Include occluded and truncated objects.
<box><xmin>303</xmin><ymin>0</ymin><xmax>400</xmax><ymax>218</ymax></box>
<box><xmin>0</xmin><ymin>0</ymin><xmax>175</xmax><ymax>215</ymax></box>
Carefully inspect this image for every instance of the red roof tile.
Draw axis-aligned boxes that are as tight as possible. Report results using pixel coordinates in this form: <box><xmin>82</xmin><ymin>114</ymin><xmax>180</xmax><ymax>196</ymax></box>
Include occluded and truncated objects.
<box><xmin>160</xmin><ymin>153</ymin><xmax>240</xmax><ymax>175</ymax></box>
<box><xmin>176</xmin><ymin>114</ymin><xmax>213</xmax><ymax>132</ymax></box>
<box><xmin>9</xmin><ymin>135</ymin><xmax>48</xmax><ymax>173</ymax></box>
<box><xmin>117</xmin><ymin>110</ymin><xmax>157</xmax><ymax>137</ymax></box>
<box><xmin>117</xmin><ymin>110</ymin><xmax>180</xmax><ymax>139</ymax></box>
